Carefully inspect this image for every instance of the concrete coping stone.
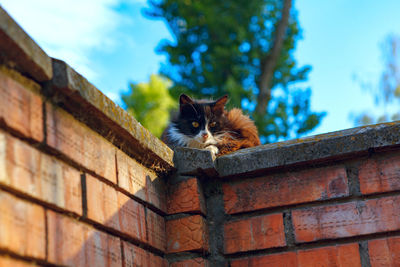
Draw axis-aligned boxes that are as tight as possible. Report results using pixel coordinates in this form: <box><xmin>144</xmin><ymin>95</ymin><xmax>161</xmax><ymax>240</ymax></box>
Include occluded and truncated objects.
<box><xmin>49</xmin><ymin>59</ymin><xmax>174</xmax><ymax>172</ymax></box>
<box><xmin>175</xmin><ymin>121</ymin><xmax>400</xmax><ymax>178</ymax></box>
<box><xmin>0</xmin><ymin>7</ymin><xmax>52</xmax><ymax>82</ymax></box>
<box><xmin>173</xmin><ymin>147</ymin><xmax>217</xmax><ymax>177</ymax></box>
<box><xmin>0</xmin><ymin>8</ymin><xmax>173</xmax><ymax>172</ymax></box>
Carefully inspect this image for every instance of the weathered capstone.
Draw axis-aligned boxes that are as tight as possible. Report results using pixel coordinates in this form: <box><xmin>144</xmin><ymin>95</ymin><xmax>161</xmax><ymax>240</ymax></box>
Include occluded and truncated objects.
<box><xmin>47</xmin><ymin>59</ymin><xmax>174</xmax><ymax>173</ymax></box>
<box><xmin>173</xmin><ymin>147</ymin><xmax>217</xmax><ymax>177</ymax></box>
<box><xmin>216</xmin><ymin>121</ymin><xmax>400</xmax><ymax>177</ymax></box>
<box><xmin>171</xmin><ymin>121</ymin><xmax>400</xmax><ymax>178</ymax></box>
<box><xmin>0</xmin><ymin>7</ymin><xmax>52</xmax><ymax>81</ymax></box>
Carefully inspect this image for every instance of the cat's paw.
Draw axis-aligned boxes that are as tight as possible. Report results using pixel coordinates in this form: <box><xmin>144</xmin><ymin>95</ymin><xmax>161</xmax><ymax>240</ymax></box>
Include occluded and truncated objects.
<box><xmin>205</xmin><ymin>145</ymin><xmax>219</xmax><ymax>156</ymax></box>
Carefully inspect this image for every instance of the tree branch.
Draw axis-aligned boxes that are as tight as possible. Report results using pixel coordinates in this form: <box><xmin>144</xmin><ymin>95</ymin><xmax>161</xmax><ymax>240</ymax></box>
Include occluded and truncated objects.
<box><xmin>255</xmin><ymin>0</ymin><xmax>292</xmax><ymax>115</ymax></box>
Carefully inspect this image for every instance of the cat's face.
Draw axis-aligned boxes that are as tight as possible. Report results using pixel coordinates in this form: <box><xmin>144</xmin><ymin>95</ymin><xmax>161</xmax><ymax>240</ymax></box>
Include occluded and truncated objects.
<box><xmin>168</xmin><ymin>94</ymin><xmax>229</xmax><ymax>149</ymax></box>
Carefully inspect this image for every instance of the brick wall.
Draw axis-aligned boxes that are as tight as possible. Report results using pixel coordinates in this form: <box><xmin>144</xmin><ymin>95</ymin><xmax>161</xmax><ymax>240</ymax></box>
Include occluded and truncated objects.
<box><xmin>222</xmin><ymin>154</ymin><xmax>400</xmax><ymax>266</ymax></box>
<box><xmin>171</xmin><ymin>120</ymin><xmax>400</xmax><ymax>267</ymax></box>
<box><xmin>2</xmin><ymin>6</ymin><xmax>400</xmax><ymax>267</ymax></box>
<box><xmin>0</xmin><ymin>7</ymin><xmax>172</xmax><ymax>267</ymax></box>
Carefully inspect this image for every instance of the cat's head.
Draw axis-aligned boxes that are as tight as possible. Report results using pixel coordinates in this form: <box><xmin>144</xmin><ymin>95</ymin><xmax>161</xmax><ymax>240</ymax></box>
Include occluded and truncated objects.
<box><xmin>168</xmin><ymin>94</ymin><xmax>229</xmax><ymax>148</ymax></box>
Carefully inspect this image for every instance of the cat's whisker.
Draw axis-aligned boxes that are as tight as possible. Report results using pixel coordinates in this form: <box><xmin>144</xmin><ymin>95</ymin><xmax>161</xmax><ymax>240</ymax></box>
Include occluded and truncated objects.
<box><xmin>215</xmin><ymin>132</ymin><xmax>239</xmax><ymax>141</ymax></box>
<box><xmin>213</xmin><ymin>136</ymin><xmax>223</xmax><ymax>142</ymax></box>
<box><xmin>216</xmin><ymin>130</ymin><xmax>237</xmax><ymax>134</ymax></box>
<box><xmin>216</xmin><ymin>130</ymin><xmax>239</xmax><ymax>137</ymax></box>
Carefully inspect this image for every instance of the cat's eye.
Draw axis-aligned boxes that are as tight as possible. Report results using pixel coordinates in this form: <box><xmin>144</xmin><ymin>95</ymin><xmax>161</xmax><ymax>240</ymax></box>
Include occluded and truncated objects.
<box><xmin>209</xmin><ymin>122</ymin><xmax>217</xmax><ymax>128</ymax></box>
<box><xmin>192</xmin><ymin>121</ymin><xmax>199</xmax><ymax>128</ymax></box>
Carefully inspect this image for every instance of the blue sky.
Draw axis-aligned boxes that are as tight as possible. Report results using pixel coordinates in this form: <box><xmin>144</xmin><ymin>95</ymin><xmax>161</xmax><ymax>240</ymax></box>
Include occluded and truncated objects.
<box><xmin>1</xmin><ymin>0</ymin><xmax>400</xmax><ymax>137</ymax></box>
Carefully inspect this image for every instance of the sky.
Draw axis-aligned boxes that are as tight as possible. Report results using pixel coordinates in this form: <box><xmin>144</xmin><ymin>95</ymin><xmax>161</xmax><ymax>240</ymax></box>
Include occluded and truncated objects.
<box><xmin>1</xmin><ymin>0</ymin><xmax>400</xmax><ymax>137</ymax></box>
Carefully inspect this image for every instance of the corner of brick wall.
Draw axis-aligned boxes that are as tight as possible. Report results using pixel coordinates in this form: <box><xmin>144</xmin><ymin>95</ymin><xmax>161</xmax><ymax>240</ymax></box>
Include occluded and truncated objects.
<box><xmin>189</xmin><ymin>124</ymin><xmax>400</xmax><ymax>266</ymax></box>
<box><xmin>172</xmin><ymin>122</ymin><xmax>400</xmax><ymax>266</ymax></box>
<box><xmin>164</xmin><ymin>174</ymin><xmax>209</xmax><ymax>266</ymax></box>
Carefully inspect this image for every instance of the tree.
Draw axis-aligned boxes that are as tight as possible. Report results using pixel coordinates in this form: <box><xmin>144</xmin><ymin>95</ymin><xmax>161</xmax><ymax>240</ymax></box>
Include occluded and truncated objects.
<box><xmin>256</xmin><ymin>0</ymin><xmax>291</xmax><ymax>115</ymax></box>
<box><xmin>122</xmin><ymin>74</ymin><xmax>177</xmax><ymax>138</ymax></box>
<box><xmin>352</xmin><ymin>34</ymin><xmax>400</xmax><ymax>126</ymax></box>
<box><xmin>146</xmin><ymin>0</ymin><xmax>325</xmax><ymax>142</ymax></box>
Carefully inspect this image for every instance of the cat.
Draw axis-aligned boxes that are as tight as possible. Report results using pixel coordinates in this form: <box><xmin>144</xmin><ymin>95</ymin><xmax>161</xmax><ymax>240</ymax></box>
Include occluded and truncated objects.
<box><xmin>161</xmin><ymin>94</ymin><xmax>260</xmax><ymax>156</ymax></box>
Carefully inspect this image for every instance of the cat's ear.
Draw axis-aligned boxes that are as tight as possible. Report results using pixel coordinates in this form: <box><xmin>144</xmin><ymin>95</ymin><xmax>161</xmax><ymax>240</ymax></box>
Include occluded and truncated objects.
<box><xmin>213</xmin><ymin>95</ymin><xmax>228</xmax><ymax>114</ymax></box>
<box><xmin>179</xmin><ymin>94</ymin><xmax>194</xmax><ymax>106</ymax></box>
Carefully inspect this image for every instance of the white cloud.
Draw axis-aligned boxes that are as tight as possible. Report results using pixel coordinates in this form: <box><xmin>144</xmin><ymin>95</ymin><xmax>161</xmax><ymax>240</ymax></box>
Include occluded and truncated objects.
<box><xmin>0</xmin><ymin>0</ymin><xmax>134</xmax><ymax>81</ymax></box>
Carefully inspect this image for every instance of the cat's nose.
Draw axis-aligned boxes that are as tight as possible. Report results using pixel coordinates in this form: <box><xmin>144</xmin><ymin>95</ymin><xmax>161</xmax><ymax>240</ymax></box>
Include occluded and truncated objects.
<box><xmin>202</xmin><ymin>133</ymin><xmax>208</xmax><ymax>140</ymax></box>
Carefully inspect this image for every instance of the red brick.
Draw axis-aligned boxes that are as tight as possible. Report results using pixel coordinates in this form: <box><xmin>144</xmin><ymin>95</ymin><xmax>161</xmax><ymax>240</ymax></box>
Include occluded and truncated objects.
<box><xmin>86</xmin><ymin>228</ymin><xmax>122</xmax><ymax>267</ymax></box>
<box><xmin>0</xmin><ymin>70</ymin><xmax>43</xmax><ymax>142</ymax></box>
<box><xmin>117</xmin><ymin>149</ymin><xmax>166</xmax><ymax>212</ymax></box>
<box><xmin>224</xmin><ymin>213</ymin><xmax>285</xmax><ymax>254</ymax></box>
<box><xmin>86</xmin><ymin>174</ymin><xmax>120</xmax><ymax>230</ymax></box>
<box><xmin>86</xmin><ymin>174</ymin><xmax>146</xmax><ymax>241</ymax></box>
<box><xmin>0</xmin><ymin>256</ymin><xmax>39</xmax><ymax>267</ymax></box>
<box><xmin>223</xmin><ymin>165</ymin><xmax>348</xmax><ymax>214</ymax></box>
<box><xmin>47</xmin><ymin>210</ymin><xmax>90</xmax><ymax>266</ymax></box>
<box><xmin>122</xmin><ymin>241</ymin><xmax>149</xmax><ymax>267</ymax></box>
<box><xmin>146</xmin><ymin>209</ymin><xmax>166</xmax><ymax>252</ymax></box>
<box><xmin>46</xmin><ymin>103</ymin><xmax>116</xmax><ymax>183</ymax></box>
<box><xmin>146</xmin><ymin>173</ymin><xmax>167</xmax><ymax>213</ymax></box>
<box><xmin>231</xmin><ymin>244</ymin><xmax>360</xmax><ymax>267</ymax></box>
<box><xmin>118</xmin><ymin>192</ymin><xmax>146</xmax><ymax>242</ymax></box>
<box><xmin>0</xmin><ymin>190</ymin><xmax>45</xmax><ymax>259</ymax></box>
<box><xmin>168</xmin><ymin>178</ymin><xmax>205</xmax><ymax>215</ymax></box>
<box><xmin>292</xmin><ymin>196</ymin><xmax>400</xmax><ymax>243</ymax></box>
<box><xmin>297</xmin><ymin>243</ymin><xmax>361</xmax><ymax>267</ymax></box>
<box><xmin>359</xmin><ymin>152</ymin><xmax>400</xmax><ymax>195</ymax></box>
<box><xmin>0</xmin><ymin>131</ymin><xmax>82</xmax><ymax>215</ymax></box>
<box><xmin>369</xmin><ymin>236</ymin><xmax>400</xmax><ymax>266</ymax></box>
<box><xmin>170</xmin><ymin>258</ymin><xmax>209</xmax><ymax>267</ymax></box>
<box><xmin>148</xmin><ymin>253</ymin><xmax>168</xmax><ymax>267</ymax></box>
<box><xmin>231</xmin><ymin>252</ymin><xmax>297</xmax><ymax>267</ymax></box>
<box><xmin>166</xmin><ymin>215</ymin><xmax>208</xmax><ymax>253</ymax></box>
<box><xmin>48</xmin><ymin>210</ymin><xmax>122</xmax><ymax>267</ymax></box>
<box><xmin>123</xmin><ymin>241</ymin><xmax>167</xmax><ymax>267</ymax></box>
<box><xmin>116</xmin><ymin>150</ymin><xmax>147</xmax><ymax>201</ymax></box>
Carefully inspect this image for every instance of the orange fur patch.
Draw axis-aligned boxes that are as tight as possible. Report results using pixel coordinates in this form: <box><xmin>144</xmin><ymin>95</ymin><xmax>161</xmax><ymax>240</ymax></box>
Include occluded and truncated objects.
<box><xmin>217</xmin><ymin>108</ymin><xmax>260</xmax><ymax>155</ymax></box>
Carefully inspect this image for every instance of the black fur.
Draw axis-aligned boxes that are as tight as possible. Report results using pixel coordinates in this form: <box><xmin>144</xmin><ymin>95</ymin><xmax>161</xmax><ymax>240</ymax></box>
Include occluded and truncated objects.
<box><xmin>170</xmin><ymin>97</ymin><xmax>228</xmax><ymax>137</ymax></box>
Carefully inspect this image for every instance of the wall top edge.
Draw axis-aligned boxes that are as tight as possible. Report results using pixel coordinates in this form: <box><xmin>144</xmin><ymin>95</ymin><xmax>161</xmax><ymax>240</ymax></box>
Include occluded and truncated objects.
<box><xmin>0</xmin><ymin>7</ymin><xmax>52</xmax><ymax>81</ymax></box>
<box><xmin>49</xmin><ymin>59</ymin><xmax>174</xmax><ymax>171</ymax></box>
<box><xmin>0</xmin><ymin>7</ymin><xmax>174</xmax><ymax>172</ymax></box>
<box><xmin>175</xmin><ymin>121</ymin><xmax>400</xmax><ymax>178</ymax></box>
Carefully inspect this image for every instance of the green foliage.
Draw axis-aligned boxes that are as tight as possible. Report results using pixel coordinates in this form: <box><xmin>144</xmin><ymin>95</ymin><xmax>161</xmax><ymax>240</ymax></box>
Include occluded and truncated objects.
<box><xmin>146</xmin><ymin>0</ymin><xmax>325</xmax><ymax>142</ymax></box>
<box><xmin>352</xmin><ymin>34</ymin><xmax>400</xmax><ymax>126</ymax></box>
<box><xmin>122</xmin><ymin>74</ymin><xmax>177</xmax><ymax>138</ymax></box>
